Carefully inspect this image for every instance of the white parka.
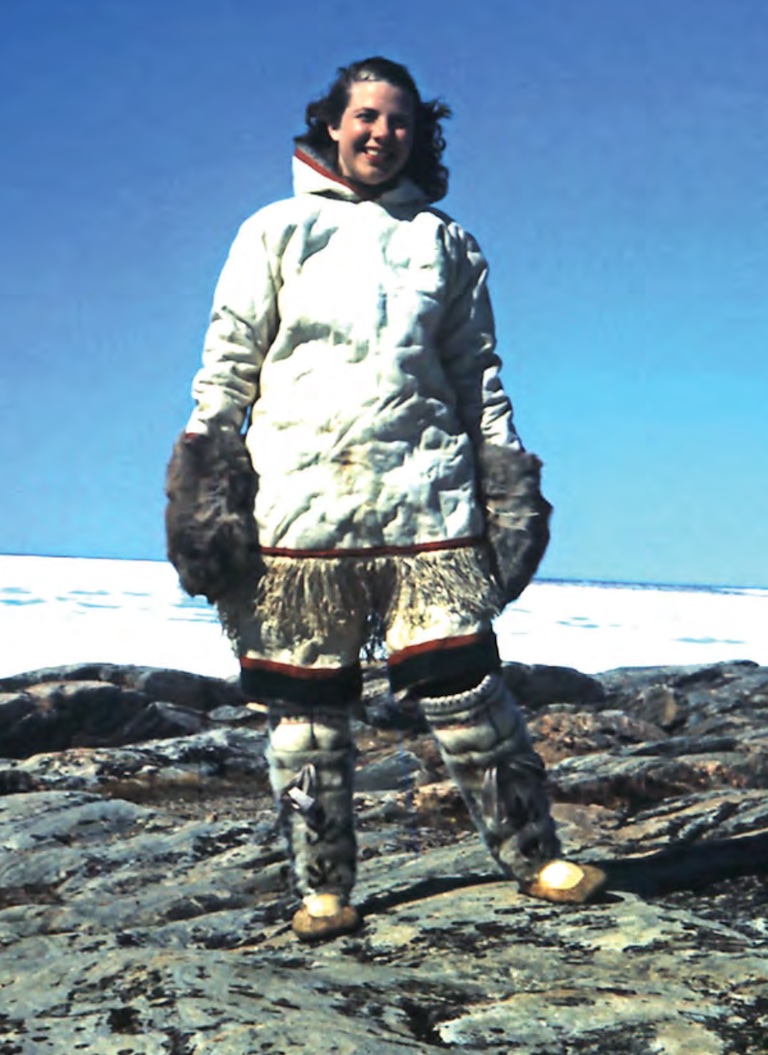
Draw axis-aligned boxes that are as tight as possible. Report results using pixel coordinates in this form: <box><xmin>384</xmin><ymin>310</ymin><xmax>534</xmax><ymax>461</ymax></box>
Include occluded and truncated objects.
<box><xmin>186</xmin><ymin>148</ymin><xmax>521</xmax><ymax>557</ymax></box>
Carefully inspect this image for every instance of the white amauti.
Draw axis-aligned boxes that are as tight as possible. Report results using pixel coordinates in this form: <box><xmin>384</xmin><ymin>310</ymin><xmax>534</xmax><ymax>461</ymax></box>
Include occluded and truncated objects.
<box><xmin>537</xmin><ymin>859</ymin><xmax>584</xmax><ymax>890</ymax></box>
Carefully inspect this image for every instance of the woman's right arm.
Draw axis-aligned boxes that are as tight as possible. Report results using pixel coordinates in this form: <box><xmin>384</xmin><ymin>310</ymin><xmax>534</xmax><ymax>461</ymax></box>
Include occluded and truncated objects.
<box><xmin>186</xmin><ymin>216</ymin><xmax>280</xmax><ymax>436</ymax></box>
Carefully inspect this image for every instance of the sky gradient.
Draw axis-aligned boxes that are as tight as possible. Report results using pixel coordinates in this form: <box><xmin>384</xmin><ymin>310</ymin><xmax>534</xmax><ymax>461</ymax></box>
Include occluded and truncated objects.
<box><xmin>2</xmin><ymin>0</ymin><xmax>767</xmax><ymax>587</ymax></box>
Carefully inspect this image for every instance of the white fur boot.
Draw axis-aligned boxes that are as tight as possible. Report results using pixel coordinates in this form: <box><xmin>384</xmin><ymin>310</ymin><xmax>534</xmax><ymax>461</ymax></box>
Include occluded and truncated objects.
<box><xmin>419</xmin><ymin>672</ymin><xmax>603</xmax><ymax>900</ymax></box>
<box><xmin>266</xmin><ymin>702</ymin><xmax>361</xmax><ymax>939</ymax></box>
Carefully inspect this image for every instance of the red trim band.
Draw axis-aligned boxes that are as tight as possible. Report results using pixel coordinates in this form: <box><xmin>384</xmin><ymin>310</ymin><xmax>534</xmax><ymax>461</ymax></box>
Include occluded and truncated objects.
<box><xmin>260</xmin><ymin>536</ymin><xmax>481</xmax><ymax>560</ymax></box>
<box><xmin>388</xmin><ymin>632</ymin><xmax>489</xmax><ymax>667</ymax></box>
<box><xmin>294</xmin><ymin>147</ymin><xmax>377</xmax><ymax>199</ymax></box>
<box><xmin>240</xmin><ymin>656</ymin><xmax>363</xmax><ymax>705</ymax></box>
<box><xmin>387</xmin><ymin>630</ymin><xmax>500</xmax><ymax>694</ymax></box>
<box><xmin>240</xmin><ymin>655</ymin><xmax>351</xmax><ymax>680</ymax></box>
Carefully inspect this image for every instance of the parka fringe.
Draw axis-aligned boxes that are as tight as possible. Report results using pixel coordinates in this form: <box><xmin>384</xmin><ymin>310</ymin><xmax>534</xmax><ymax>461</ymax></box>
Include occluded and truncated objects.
<box><xmin>217</xmin><ymin>545</ymin><xmax>501</xmax><ymax>653</ymax></box>
<box><xmin>389</xmin><ymin>546</ymin><xmax>502</xmax><ymax>627</ymax></box>
<box><xmin>256</xmin><ymin>555</ymin><xmax>375</xmax><ymax>638</ymax></box>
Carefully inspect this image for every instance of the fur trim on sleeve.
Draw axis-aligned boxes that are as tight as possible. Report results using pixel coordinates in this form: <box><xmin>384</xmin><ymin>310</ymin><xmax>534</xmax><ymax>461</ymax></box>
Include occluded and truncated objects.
<box><xmin>164</xmin><ymin>426</ymin><xmax>262</xmax><ymax>603</ymax></box>
<box><xmin>478</xmin><ymin>445</ymin><xmax>552</xmax><ymax>604</ymax></box>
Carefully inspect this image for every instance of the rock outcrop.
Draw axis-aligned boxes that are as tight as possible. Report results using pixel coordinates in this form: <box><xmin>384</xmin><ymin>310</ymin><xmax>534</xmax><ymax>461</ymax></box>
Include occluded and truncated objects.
<box><xmin>1</xmin><ymin>659</ymin><xmax>767</xmax><ymax>1053</ymax></box>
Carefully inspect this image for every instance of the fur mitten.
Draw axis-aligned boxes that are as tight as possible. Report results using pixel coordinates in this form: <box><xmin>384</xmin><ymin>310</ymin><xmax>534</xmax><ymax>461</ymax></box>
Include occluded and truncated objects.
<box><xmin>165</xmin><ymin>426</ymin><xmax>262</xmax><ymax>603</ymax></box>
<box><xmin>478</xmin><ymin>445</ymin><xmax>552</xmax><ymax>605</ymax></box>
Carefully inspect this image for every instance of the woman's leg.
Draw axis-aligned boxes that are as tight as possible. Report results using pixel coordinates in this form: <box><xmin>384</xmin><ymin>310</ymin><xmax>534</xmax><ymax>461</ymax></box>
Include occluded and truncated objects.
<box><xmin>416</xmin><ymin>668</ymin><xmax>604</xmax><ymax>901</ymax></box>
<box><xmin>415</xmin><ymin>670</ymin><xmax>561</xmax><ymax>882</ymax></box>
<box><xmin>383</xmin><ymin>546</ymin><xmax>604</xmax><ymax>902</ymax></box>
<box><xmin>266</xmin><ymin>700</ymin><xmax>357</xmax><ymax>905</ymax></box>
<box><xmin>234</xmin><ymin>556</ymin><xmax>367</xmax><ymax>939</ymax></box>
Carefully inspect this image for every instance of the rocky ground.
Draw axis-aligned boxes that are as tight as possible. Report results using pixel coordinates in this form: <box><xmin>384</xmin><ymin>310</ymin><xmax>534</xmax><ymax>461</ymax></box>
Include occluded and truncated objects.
<box><xmin>0</xmin><ymin>658</ymin><xmax>767</xmax><ymax>1054</ymax></box>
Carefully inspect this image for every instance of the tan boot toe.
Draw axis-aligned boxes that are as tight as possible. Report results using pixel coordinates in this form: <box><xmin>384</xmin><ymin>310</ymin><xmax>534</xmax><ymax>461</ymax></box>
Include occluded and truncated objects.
<box><xmin>292</xmin><ymin>893</ymin><xmax>362</xmax><ymax>943</ymax></box>
<box><xmin>521</xmin><ymin>860</ymin><xmax>607</xmax><ymax>904</ymax></box>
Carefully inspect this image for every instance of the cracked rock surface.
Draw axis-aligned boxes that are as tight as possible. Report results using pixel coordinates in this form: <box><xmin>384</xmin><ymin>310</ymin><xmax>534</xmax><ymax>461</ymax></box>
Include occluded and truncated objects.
<box><xmin>1</xmin><ymin>659</ymin><xmax>767</xmax><ymax>1053</ymax></box>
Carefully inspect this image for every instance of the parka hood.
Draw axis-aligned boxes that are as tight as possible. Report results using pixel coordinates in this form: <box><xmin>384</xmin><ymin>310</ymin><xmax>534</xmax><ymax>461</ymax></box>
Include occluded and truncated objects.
<box><xmin>293</xmin><ymin>144</ymin><xmax>428</xmax><ymax>206</ymax></box>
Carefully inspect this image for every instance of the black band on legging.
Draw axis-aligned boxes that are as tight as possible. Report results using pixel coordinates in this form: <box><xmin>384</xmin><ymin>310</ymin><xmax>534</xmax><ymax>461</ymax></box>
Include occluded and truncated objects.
<box><xmin>387</xmin><ymin>631</ymin><xmax>500</xmax><ymax>695</ymax></box>
<box><xmin>240</xmin><ymin>661</ymin><xmax>363</xmax><ymax>706</ymax></box>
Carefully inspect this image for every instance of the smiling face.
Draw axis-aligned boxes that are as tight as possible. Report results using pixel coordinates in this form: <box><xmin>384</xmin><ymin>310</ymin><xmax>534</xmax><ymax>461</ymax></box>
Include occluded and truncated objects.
<box><xmin>328</xmin><ymin>79</ymin><xmax>415</xmax><ymax>189</ymax></box>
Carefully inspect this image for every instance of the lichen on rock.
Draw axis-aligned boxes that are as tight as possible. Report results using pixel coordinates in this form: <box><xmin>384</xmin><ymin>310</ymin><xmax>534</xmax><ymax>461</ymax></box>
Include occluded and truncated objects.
<box><xmin>1</xmin><ymin>659</ymin><xmax>767</xmax><ymax>1053</ymax></box>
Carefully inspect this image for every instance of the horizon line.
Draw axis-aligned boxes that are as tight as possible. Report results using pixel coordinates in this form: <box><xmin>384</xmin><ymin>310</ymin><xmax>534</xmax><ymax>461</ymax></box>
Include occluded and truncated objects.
<box><xmin>0</xmin><ymin>551</ymin><xmax>764</xmax><ymax>594</ymax></box>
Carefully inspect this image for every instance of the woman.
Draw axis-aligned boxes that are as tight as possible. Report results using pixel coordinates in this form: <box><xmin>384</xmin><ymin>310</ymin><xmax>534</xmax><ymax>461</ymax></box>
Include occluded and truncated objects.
<box><xmin>166</xmin><ymin>57</ymin><xmax>605</xmax><ymax>942</ymax></box>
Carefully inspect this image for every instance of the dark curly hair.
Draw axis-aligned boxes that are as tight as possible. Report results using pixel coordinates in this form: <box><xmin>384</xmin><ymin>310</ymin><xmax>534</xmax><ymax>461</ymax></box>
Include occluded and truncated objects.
<box><xmin>295</xmin><ymin>57</ymin><xmax>452</xmax><ymax>202</ymax></box>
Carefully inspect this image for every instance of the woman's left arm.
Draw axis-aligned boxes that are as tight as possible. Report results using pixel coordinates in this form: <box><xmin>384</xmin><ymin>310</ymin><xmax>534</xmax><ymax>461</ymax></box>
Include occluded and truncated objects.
<box><xmin>437</xmin><ymin>227</ymin><xmax>520</xmax><ymax>450</ymax></box>
<box><xmin>438</xmin><ymin>225</ymin><xmax>552</xmax><ymax>604</ymax></box>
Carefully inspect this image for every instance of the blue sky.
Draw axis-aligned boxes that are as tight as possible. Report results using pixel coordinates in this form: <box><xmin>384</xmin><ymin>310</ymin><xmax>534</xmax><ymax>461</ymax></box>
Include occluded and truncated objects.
<box><xmin>2</xmin><ymin>0</ymin><xmax>767</xmax><ymax>588</ymax></box>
